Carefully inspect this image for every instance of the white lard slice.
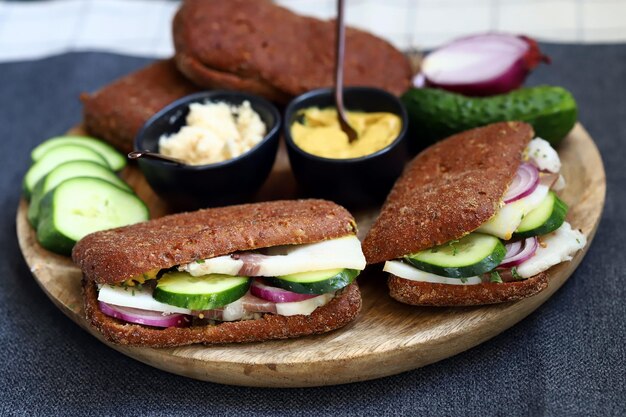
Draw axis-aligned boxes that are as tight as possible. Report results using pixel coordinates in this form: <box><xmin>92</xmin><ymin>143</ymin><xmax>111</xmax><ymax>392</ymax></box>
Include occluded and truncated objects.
<box><xmin>516</xmin><ymin>222</ymin><xmax>586</xmax><ymax>278</ymax></box>
<box><xmin>383</xmin><ymin>260</ymin><xmax>483</xmax><ymax>285</ymax></box>
<box><xmin>526</xmin><ymin>137</ymin><xmax>561</xmax><ymax>173</ymax></box>
<box><xmin>97</xmin><ymin>284</ymin><xmax>192</xmax><ymax>314</ymax></box>
<box><xmin>275</xmin><ymin>293</ymin><xmax>335</xmax><ymax>316</ymax></box>
<box><xmin>182</xmin><ymin>235</ymin><xmax>366</xmax><ymax>277</ymax></box>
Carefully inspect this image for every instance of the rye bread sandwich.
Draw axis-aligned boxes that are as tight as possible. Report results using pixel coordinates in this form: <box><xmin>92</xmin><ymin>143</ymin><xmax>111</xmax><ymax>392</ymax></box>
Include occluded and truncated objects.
<box><xmin>362</xmin><ymin>122</ymin><xmax>586</xmax><ymax>306</ymax></box>
<box><xmin>73</xmin><ymin>199</ymin><xmax>365</xmax><ymax>347</ymax></box>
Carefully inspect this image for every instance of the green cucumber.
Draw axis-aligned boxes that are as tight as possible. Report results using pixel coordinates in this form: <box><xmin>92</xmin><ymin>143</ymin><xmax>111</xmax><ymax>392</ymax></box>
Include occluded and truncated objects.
<box><xmin>405</xmin><ymin>233</ymin><xmax>506</xmax><ymax>278</ymax></box>
<box><xmin>28</xmin><ymin>160</ymin><xmax>131</xmax><ymax>227</ymax></box>
<box><xmin>265</xmin><ymin>268</ymin><xmax>360</xmax><ymax>295</ymax></box>
<box><xmin>401</xmin><ymin>86</ymin><xmax>578</xmax><ymax>147</ymax></box>
<box><xmin>153</xmin><ymin>271</ymin><xmax>250</xmax><ymax>310</ymax></box>
<box><xmin>36</xmin><ymin>177</ymin><xmax>149</xmax><ymax>255</ymax></box>
<box><xmin>514</xmin><ymin>191</ymin><xmax>568</xmax><ymax>238</ymax></box>
<box><xmin>31</xmin><ymin>135</ymin><xmax>126</xmax><ymax>171</ymax></box>
<box><xmin>23</xmin><ymin>144</ymin><xmax>110</xmax><ymax>200</ymax></box>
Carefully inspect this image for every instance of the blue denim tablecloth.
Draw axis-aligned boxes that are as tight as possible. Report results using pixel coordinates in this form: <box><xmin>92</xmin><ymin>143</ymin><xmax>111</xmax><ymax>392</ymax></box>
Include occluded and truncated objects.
<box><xmin>0</xmin><ymin>45</ymin><xmax>624</xmax><ymax>416</ymax></box>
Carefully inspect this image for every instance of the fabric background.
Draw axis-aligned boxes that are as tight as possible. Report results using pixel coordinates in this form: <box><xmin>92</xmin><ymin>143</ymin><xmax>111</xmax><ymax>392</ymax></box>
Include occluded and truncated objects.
<box><xmin>0</xmin><ymin>44</ymin><xmax>624</xmax><ymax>416</ymax></box>
<box><xmin>3</xmin><ymin>0</ymin><xmax>626</xmax><ymax>62</ymax></box>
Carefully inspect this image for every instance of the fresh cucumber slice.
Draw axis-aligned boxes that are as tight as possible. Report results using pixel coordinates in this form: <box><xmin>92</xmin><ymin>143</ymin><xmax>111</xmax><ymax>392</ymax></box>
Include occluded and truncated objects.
<box><xmin>23</xmin><ymin>144</ymin><xmax>110</xmax><ymax>200</ymax></box>
<box><xmin>36</xmin><ymin>177</ymin><xmax>149</xmax><ymax>255</ymax></box>
<box><xmin>405</xmin><ymin>233</ymin><xmax>506</xmax><ymax>278</ymax></box>
<box><xmin>153</xmin><ymin>271</ymin><xmax>250</xmax><ymax>310</ymax></box>
<box><xmin>31</xmin><ymin>135</ymin><xmax>126</xmax><ymax>171</ymax></box>
<box><xmin>514</xmin><ymin>191</ymin><xmax>568</xmax><ymax>238</ymax></box>
<box><xmin>28</xmin><ymin>160</ymin><xmax>131</xmax><ymax>227</ymax></box>
<box><xmin>265</xmin><ymin>268</ymin><xmax>359</xmax><ymax>295</ymax></box>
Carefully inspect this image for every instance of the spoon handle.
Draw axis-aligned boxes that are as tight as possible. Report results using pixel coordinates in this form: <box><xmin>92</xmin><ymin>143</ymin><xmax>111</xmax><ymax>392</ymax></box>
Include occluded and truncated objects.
<box><xmin>128</xmin><ymin>150</ymin><xmax>186</xmax><ymax>166</ymax></box>
<box><xmin>334</xmin><ymin>0</ymin><xmax>358</xmax><ymax>143</ymax></box>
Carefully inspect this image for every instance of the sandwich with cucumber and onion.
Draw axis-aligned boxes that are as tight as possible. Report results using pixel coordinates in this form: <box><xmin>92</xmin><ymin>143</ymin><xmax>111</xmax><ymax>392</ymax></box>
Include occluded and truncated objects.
<box><xmin>362</xmin><ymin>122</ymin><xmax>586</xmax><ymax>306</ymax></box>
<box><xmin>73</xmin><ymin>199</ymin><xmax>365</xmax><ymax>347</ymax></box>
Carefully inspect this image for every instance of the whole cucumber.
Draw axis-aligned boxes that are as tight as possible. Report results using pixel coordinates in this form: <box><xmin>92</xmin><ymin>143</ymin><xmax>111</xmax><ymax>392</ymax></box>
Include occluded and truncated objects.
<box><xmin>401</xmin><ymin>86</ymin><xmax>578</xmax><ymax>147</ymax></box>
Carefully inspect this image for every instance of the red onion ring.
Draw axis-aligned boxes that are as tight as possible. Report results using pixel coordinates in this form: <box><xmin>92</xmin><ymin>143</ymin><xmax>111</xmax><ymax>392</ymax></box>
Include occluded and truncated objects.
<box><xmin>251</xmin><ymin>280</ymin><xmax>317</xmax><ymax>303</ymax></box>
<box><xmin>98</xmin><ymin>301</ymin><xmax>190</xmax><ymax>328</ymax></box>
<box><xmin>504</xmin><ymin>163</ymin><xmax>539</xmax><ymax>203</ymax></box>
<box><xmin>499</xmin><ymin>237</ymin><xmax>538</xmax><ymax>268</ymax></box>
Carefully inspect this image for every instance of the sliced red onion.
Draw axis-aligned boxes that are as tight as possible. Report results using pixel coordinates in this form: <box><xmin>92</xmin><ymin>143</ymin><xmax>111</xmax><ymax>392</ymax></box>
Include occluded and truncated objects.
<box><xmin>504</xmin><ymin>163</ymin><xmax>539</xmax><ymax>203</ymax></box>
<box><xmin>499</xmin><ymin>237</ymin><xmax>538</xmax><ymax>268</ymax></box>
<box><xmin>251</xmin><ymin>280</ymin><xmax>317</xmax><ymax>303</ymax></box>
<box><xmin>99</xmin><ymin>301</ymin><xmax>190</xmax><ymax>328</ymax></box>
<box><xmin>419</xmin><ymin>33</ymin><xmax>550</xmax><ymax>96</ymax></box>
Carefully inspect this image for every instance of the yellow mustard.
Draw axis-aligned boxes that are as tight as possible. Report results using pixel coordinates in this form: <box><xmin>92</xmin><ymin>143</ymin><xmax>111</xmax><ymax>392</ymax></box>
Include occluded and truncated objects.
<box><xmin>290</xmin><ymin>107</ymin><xmax>401</xmax><ymax>159</ymax></box>
<box><xmin>122</xmin><ymin>268</ymin><xmax>160</xmax><ymax>287</ymax></box>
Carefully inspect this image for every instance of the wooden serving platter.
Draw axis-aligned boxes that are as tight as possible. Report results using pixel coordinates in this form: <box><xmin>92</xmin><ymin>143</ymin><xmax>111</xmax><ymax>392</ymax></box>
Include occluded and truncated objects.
<box><xmin>16</xmin><ymin>123</ymin><xmax>605</xmax><ymax>387</ymax></box>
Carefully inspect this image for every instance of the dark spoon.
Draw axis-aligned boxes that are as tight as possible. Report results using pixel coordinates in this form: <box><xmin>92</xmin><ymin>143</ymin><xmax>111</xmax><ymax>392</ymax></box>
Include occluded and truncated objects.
<box><xmin>334</xmin><ymin>0</ymin><xmax>358</xmax><ymax>143</ymax></box>
<box><xmin>128</xmin><ymin>150</ymin><xmax>186</xmax><ymax>166</ymax></box>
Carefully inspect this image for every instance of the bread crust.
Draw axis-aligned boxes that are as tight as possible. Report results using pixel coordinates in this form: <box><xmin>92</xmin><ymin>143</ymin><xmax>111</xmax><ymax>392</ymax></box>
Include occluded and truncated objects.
<box><xmin>72</xmin><ymin>199</ymin><xmax>357</xmax><ymax>285</ymax></box>
<box><xmin>175</xmin><ymin>52</ymin><xmax>291</xmax><ymax>104</ymax></box>
<box><xmin>173</xmin><ymin>0</ymin><xmax>412</xmax><ymax>101</ymax></box>
<box><xmin>81</xmin><ymin>59</ymin><xmax>200</xmax><ymax>153</ymax></box>
<box><xmin>363</xmin><ymin>122</ymin><xmax>534</xmax><ymax>264</ymax></box>
<box><xmin>388</xmin><ymin>273</ymin><xmax>548</xmax><ymax>306</ymax></box>
<box><xmin>83</xmin><ymin>278</ymin><xmax>361</xmax><ymax>347</ymax></box>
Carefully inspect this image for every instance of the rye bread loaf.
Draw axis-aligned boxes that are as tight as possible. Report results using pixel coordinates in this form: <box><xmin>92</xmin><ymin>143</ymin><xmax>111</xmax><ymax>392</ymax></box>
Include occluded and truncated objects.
<box><xmin>173</xmin><ymin>0</ymin><xmax>412</xmax><ymax>103</ymax></box>
<box><xmin>363</xmin><ymin>122</ymin><xmax>534</xmax><ymax>264</ymax></box>
<box><xmin>72</xmin><ymin>199</ymin><xmax>357</xmax><ymax>285</ymax></box>
<box><xmin>81</xmin><ymin>59</ymin><xmax>201</xmax><ymax>153</ymax></box>
<box><xmin>387</xmin><ymin>273</ymin><xmax>548</xmax><ymax>306</ymax></box>
<box><xmin>83</xmin><ymin>278</ymin><xmax>361</xmax><ymax>347</ymax></box>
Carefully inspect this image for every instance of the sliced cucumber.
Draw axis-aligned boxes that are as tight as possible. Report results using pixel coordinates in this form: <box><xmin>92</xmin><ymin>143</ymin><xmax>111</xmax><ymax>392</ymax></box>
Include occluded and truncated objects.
<box><xmin>28</xmin><ymin>160</ymin><xmax>131</xmax><ymax>227</ymax></box>
<box><xmin>153</xmin><ymin>271</ymin><xmax>250</xmax><ymax>310</ymax></box>
<box><xmin>23</xmin><ymin>144</ymin><xmax>109</xmax><ymax>200</ymax></box>
<box><xmin>514</xmin><ymin>191</ymin><xmax>568</xmax><ymax>238</ymax></box>
<box><xmin>405</xmin><ymin>233</ymin><xmax>506</xmax><ymax>278</ymax></box>
<box><xmin>265</xmin><ymin>268</ymin><xmax>359</xmax><ymax>295</ymax></box>
<box><xmin>36</xmin><ymin>177</ymin><xmax>149</xmax><ymax>255</ymax></box>
<box><xmin>31</xmin><ymin>135</ymin><xmax>126</xmax><ymax>171</ymax></box>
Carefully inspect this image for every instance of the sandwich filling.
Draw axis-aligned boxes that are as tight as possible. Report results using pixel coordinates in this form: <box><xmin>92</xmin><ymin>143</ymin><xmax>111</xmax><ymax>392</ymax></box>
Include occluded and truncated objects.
<box><xmin>384</xmin><ymin>138</ymin><xmax>586</xmax><ymax>285</ymax></box>
<box><xmin>96</xmin><ymin>235</ymin><xmax>366</xmax><ymax>328</ymax></box>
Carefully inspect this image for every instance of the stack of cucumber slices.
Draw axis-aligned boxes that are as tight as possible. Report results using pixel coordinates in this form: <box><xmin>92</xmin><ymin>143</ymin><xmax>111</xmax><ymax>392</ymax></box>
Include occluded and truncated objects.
<box><xmin>23</xmin><ymin>136</ymin><xmax>149</xmax><ymax>255</ymax></box>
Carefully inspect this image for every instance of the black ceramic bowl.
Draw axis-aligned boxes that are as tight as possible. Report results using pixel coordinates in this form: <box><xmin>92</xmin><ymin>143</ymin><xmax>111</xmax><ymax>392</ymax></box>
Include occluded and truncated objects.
<box><xmin>284</xmin><ymin>87</ymin><xmax>410</xmax><ymax>208</ymax></box>
<box><xmin>135</xmin><ymin>91</ymin><xmax>281</xmax><ymax>210</ymax></box>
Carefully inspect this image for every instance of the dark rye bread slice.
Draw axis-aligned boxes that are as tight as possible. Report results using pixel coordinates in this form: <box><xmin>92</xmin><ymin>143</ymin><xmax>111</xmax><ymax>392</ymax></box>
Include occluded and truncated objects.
<box><xmin>173</xmin><ymin>0</ymin><xmax>412</xmax><ymax>103</ymax></box>
<box><xmin>363</xmin><ymin>122</ymin><xmax>534</xmax><ymax>264</ymax></box>
<box><xmin>72</xmin><ymin>199</ymin><xmax>357</xmax><ymax>285</ymax></box>
<box><xmin>83</xmin><ymin>278</ymin><xmax>361</xmax><ymax>347</ymax></box>
<box><xmin>81</xmin><ymin>59</ymin><xmax>201</xmax><ymax>153</ymax></box>
<box><xmin>387</xmin><ymin>273</ymin><xmax>548</xmax><ymax>307</ymax></box>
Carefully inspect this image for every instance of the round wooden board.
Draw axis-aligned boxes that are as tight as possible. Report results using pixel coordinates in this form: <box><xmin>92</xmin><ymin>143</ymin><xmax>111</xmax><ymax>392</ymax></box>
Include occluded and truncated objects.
<box><xmin>17</xmin><ymin>123</ymin><xmax>605</xmax><ymax>387</ymax></box>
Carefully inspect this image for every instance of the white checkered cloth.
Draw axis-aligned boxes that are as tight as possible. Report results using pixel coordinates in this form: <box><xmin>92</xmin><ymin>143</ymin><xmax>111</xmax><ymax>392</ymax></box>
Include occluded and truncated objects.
<box><xmin>0</xmin><ymin>0</ymin><xmax>624</xmax><ymax>63</ymax></box>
